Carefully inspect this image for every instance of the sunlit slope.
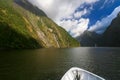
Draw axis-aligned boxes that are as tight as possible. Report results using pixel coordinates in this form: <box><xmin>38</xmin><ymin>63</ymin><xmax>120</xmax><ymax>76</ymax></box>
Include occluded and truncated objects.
<box><xmin>0</xmin><ymin>0</ymin><xmax>79</xmax><ymax>49</ymax></box>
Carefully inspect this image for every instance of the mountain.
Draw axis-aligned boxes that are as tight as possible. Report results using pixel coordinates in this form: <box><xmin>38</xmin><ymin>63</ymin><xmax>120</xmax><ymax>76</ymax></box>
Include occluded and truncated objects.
<box><xmin>76</xmin><ymin>30</ymin><xmax>102</xmax><ymax>47</ymax></box>
<box><xmin>0</xmin><ymin>0</ymin><xmax>79</xmax><ymax>49</ymax></box>
<box><xmin>76</xmin><ymin>12</ymin><xmax>120</xmax><ymax>47</ymax></box>
<box><xmin>101</xmin><ymin>12</ymin><xmax>120</xmax><ymax>47</ymax></box>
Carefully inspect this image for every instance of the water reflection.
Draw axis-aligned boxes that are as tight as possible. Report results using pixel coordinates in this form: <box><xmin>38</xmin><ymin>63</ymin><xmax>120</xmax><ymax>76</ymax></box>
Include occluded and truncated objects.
<box><xmin>0</xmin><ymin>48</ymin><xmax>120</xmax><ymax>80</ymax></box>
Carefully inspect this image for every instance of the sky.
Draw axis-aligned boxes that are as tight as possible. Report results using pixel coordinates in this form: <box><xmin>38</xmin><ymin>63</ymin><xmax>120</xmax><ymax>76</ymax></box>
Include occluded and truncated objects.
<box><xmin>28</xmin><ymin>0</ymin><xmax>120</xmax><ymax>37</ymax></box>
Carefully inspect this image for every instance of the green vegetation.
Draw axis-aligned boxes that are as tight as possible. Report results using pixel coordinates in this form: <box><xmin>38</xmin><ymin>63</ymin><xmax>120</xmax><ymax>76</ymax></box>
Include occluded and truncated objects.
<box><xmin>57</xmin><ymin>26</ymin><xmax>80</xmax><ymax>47</ymax></box>
<box><xmin>37</xmin><ymin>17</ymin><xmax>80</xmax><ymax>48</ymax></box>
<box><xmin>0</xmin><ymin>22</ymin><xmax>41</xmax><ymax>49</ymax></box>
<box><xmin>0</xmin><ymin>0</ymin><xmax>80</xmax><ymax>49</ymax></box>
<box><xmin>0</xmin><ymin>0</ymin><xmax>42</xmax><ymax>49</ymax></box>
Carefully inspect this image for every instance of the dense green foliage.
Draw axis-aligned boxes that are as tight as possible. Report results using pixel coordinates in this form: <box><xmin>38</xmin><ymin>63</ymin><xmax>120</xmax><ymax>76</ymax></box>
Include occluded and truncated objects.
<box><xmin>0</xmin><ymin>0</ymin><xmax>42</xmax><ymax>49</ymax></box>
<box><xmin>0</xmin><ymin>22</ymin><xmax>41</xmax><ymax>49</ymax></box>
<box><xmin>0</xmin><ymin>0</ymin><xmax>79</xmax><ymax>49</ymax></box>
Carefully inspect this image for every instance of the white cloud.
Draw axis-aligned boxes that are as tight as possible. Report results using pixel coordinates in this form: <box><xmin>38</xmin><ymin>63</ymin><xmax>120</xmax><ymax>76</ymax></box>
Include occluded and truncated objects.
<box><xmin>27</xmin><ymin>0</ymin><xmax>99</xmax><ymax>37</ymax></box>
<box><xmin>88</xmin><ymin>6</ymin><xmax>120</xmax><ymax>34</ymax></box>
<box><xmin>100</xmin><ymin>0</ymin><xmax>108</xmax><ymax>9</ymax></box>
<box><xmin>59</xmin><ymin>19</ymin><xmax>78</xmax><ymax>32</ymax></box>
<box><xmin>59</xmin><ymin>18</ymin><xmax>89</xmax><ymax>37</ymax></box>
<box><xmin>70</xmin><ymin>18</ymin><xmax>89</xmax><ymax>37</ymax></box>
<box><xmin>100</xmin><ymin>0</ymin><xmax>115</xmax><ymax>9</ymax></box>
<box><xmin>74</xmin><ymin>8</ymin><xmax>88</xmax><ymax>18</ymax></box>
<box><xmin>28</xmin><ymin>0</ymin><xmax>98</xmax><ymax>21</ymax></box>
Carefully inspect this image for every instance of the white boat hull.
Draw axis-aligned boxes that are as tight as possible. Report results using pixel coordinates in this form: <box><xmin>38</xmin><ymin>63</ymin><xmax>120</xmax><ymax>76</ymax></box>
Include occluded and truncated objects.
<box><xmin>61</xmin><ymin>67</ymin><xmax>105</xmax><ymax>80</ymax></box>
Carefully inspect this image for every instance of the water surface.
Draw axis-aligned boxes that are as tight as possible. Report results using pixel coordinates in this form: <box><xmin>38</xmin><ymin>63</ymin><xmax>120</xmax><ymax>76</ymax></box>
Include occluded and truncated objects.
<box><xmin>0</xmin><ymin>47</ymin><xmax>120</xmax><ymax>80</ymax></box>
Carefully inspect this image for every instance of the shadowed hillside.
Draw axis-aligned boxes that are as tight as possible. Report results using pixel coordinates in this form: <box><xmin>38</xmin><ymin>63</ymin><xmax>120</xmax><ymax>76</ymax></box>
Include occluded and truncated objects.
<box><xmin>0</xmin><ymin>22</ymin><xmax>41</xmax><ymax>49</ymax></box>
<box><xmin>76</xmin><ymin>12</ymin><xmax>120</xmax><ymax>47</ymax></box>
<box><xmin>76</xmin><ymin>30</ymin><xmax>102</xmax><ymax>47</ymax></box>
<box><xmin>0</xmin><ymin>0</ymin><xmax>79</xmax><ymax>49</ymax></box>
<box><xmin>101</xmin><ymin>12</ymin><xmax>120</xmax><ymax>47</ymax></box>
<box><xmin>14</xmin><ymin>0</ymin><xmax>47</xmax><ymax>16</ymax></box>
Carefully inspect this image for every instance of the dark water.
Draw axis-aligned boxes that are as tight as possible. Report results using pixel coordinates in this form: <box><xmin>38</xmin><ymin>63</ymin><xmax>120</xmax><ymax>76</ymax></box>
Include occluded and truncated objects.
<box><xmin>0</xmin><ymin>47</ymin><xmax>120</xmax><ymax>80</ymax></box>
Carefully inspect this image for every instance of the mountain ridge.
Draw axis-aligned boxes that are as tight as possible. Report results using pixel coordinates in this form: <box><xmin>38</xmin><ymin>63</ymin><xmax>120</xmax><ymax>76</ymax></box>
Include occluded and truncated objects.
<box><xmin>0</xmin><ymin>0</ymin><xmax>79</xmax><ymax>49</ymax></box>
<box><xmin>76</xmin><ymin>30</ymin><xmax>102</xmax><ymax>47</ymax></box>
<box><xmin>101</xmin><ymin>12</ymin><xmax>120</xmax><ymax>47</ymax></box>
<box><xmin>76</xmin><ymin>12</ymin><xmax>120</xmax><ymax>47</ymax></box>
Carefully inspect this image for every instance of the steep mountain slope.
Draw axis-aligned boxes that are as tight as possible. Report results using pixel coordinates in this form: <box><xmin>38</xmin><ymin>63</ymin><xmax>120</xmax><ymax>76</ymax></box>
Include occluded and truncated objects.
<box><xmin>76</xmin><ymin>12</ymin><xmax>120</xmax><ymax>47</ymax></box>
<box><xmin>101</xmin><ymin>12</ymin><xmax>120</xmax><ymax>47</ymax></box>
<box><xmin>76</xmin><ymin>30</ymin><xmax>102</xmax><ymax>47</ymax></box>
<box><xmin>0</xmin><ymin>0</ymin><xmax>79</xmax><ymax>49</ymax></box>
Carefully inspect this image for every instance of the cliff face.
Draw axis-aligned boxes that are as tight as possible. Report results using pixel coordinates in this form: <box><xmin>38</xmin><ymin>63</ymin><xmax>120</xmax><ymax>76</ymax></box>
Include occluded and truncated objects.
<box><xmin>101</xmin><ymin>12</ymin><xmax>120</xmax><ymax>47</ymax></box>
<box><xmin>0</xmin><ymin>0</ymin><xmax>79</xmax><ymax>49</ymax></box>
<box><xmin>76</xmin><ymin>12</ymin><xmax>120</xmax><ymax>47</ymax></box>
<box><xmin>76</xmin><ymin>30</ymin><xmax>102</xmax><ymax>47</ymax></box>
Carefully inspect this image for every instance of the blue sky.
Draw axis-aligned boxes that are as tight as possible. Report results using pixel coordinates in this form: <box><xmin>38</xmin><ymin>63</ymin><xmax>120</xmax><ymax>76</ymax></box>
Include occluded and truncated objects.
<box><xmin>28</xmin><ymin>0</ymin><xmax>120</xmax><ymax>37</ymax></box>
<box><xmin>87</xmin><ymin>0</ymin><xmax>120</xmax><ymax>26</ymax></box>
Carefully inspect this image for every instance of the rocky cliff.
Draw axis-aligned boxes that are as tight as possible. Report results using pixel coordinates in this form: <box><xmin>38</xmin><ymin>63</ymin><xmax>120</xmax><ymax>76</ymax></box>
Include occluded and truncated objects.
<box><xmin>76</xmin><ymin>30</ymin><xmax>102</xmax><ymax>47</ymax></box>
<box><xmin>101</xmin><ymin>12</ymin><xmax>120</xmax><ymax>47</ymax></box>
<box><xmin>0</xmin><ymin>0</ymin><xmax>79</xmax><ymax>49</ymax></box>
